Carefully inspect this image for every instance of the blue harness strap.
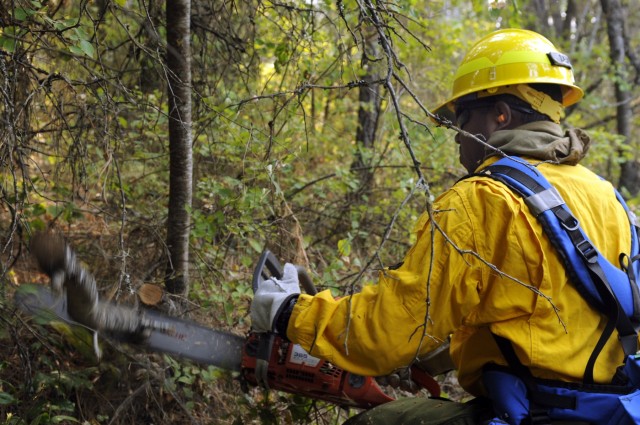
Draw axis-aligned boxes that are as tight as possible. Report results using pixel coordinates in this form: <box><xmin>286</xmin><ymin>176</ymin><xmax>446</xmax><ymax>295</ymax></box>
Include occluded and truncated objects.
<box><xmin>484</xmin><ymin>158</ymin><xmax>640</xmax><ymax>316</ymax></box>
<box><xmin>475</xmin><ymin>157</ymin><xmax>640</xmax><ymax>425</ymax></box>
<box><xmin>483</xmin><ymin>157</ymin><xmax>640</xmax><ymax>380</ymax></box>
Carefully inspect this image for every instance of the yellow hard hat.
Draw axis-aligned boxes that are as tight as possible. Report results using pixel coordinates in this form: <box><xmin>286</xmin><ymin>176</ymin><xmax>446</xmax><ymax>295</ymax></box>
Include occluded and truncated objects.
<box><xmin>434</xmin><ymin>28</ymin><xmax>584</xmax><ymax>122</ymax></box>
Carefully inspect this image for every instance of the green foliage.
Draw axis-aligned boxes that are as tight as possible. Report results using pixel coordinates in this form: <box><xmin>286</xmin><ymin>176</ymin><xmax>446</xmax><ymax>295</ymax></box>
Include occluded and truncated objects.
<box><xmin>0</xmin><ymin>321</ymin><xmax>90</xmax><ymax>424</ymax></box>
<box><xmin>0</xmin><ymin>364</ymin><xmax>16</xmax><ymax>409</ymax></box>
<box><xmin>2</xmin><ymin>0</ymin><xmax>640</xmax><ymax>423</ymax></box>
<box><xmin>579</xmin><ymin>128</ymin><xmax>629</xmax><ymax>179</ymax></box>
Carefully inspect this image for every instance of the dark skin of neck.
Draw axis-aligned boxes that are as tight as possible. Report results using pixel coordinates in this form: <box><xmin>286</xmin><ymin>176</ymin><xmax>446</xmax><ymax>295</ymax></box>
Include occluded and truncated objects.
<box><xmin>455</xmin><ymin>101</ymin><xmax>525</xmax><ymax>174</ymax></box>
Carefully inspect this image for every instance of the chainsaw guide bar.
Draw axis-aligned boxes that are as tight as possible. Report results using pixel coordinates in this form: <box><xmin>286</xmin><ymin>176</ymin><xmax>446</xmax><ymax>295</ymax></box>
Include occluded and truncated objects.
<box><xmin>15</xmin><ymin>283</ymin><xmax>245</xmax><ymax>372</ymax></box>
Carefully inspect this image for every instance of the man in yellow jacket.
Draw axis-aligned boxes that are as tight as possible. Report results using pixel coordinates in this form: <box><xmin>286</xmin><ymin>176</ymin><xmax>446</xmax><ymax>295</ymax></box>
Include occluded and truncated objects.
<box><xmin>251</xmin><ymin>29</ymin><xmax>638</xmax><ymax>424</ymax></box>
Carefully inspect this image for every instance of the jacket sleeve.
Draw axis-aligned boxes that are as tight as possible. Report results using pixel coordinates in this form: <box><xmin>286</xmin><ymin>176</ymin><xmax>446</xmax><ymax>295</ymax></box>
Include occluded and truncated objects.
<box><xmin>286</xmin><ymin>186</ymin><xmax>484</xmax><ymax>376</ymax></box>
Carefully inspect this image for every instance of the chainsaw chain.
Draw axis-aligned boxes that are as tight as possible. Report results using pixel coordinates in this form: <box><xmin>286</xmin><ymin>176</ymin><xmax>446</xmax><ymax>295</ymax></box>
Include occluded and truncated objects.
<box><xmin>30</xmin><ymin>232</ymin><xmax>159</xmax><ymax>337</ymax></box>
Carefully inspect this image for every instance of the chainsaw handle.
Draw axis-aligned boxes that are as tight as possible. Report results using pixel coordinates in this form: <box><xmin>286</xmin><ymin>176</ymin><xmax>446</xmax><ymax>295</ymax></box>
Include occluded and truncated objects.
<box><xmin>252</xmin><ymin>250</ymin><xmax>317</xmax><ymax>295</ymax></box>
<box><xmin>296</xmin><ymin>265</ymin><xmax>317</xmax><ymax>295</ymax></box>
<box><xmin>409</xmin><ymin>365</ymin><xmax>441</xmax><ymax>397</ymax></box>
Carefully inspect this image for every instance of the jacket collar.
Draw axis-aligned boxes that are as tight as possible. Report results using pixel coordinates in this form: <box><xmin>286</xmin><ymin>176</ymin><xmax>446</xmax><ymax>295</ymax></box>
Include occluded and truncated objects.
<box><xmin>480</xmin><ymin>121</ymin><xmax>591</xmax><ymax>168</ymax></box>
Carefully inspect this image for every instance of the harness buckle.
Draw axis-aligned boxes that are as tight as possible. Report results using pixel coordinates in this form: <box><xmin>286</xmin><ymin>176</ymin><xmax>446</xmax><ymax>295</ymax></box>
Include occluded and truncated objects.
<box><xmin>523</xmin><ymin>407</ymin><xmax>552</xmax><ymax>425</ymax></box>
<box><xmin>575</xmin><ymin>239</ymin><xmax>598</xmax><ymax>264</ymax></box>
<box><xmin>559</xmin><ymin>215</ymin><xmax>580</xmax><ymax>232</ymax></box>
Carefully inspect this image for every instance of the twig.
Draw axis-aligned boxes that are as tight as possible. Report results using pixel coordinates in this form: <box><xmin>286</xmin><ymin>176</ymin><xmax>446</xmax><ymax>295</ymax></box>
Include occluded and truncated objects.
<box><xmin>107</xmin><ymin>380</ymin><xmax>151</xmax><ymax>425</ymax></box>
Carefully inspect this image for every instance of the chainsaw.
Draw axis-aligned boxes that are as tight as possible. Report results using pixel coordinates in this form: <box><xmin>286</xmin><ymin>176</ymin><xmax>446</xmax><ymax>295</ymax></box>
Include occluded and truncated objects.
<box><xmin>16</xmin><ymin>234</ymin><xmax>447</xmax><ymax>409</ymax></box>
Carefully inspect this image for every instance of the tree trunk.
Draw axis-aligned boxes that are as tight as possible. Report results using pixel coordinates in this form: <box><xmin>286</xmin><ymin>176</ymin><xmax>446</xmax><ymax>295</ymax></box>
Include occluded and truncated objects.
<box><xmin>350</xmin><ymin>30</ymin><xmax>382</xmax><ymax>199</ymax></box>
<box><xmin>600</xmin><ymin>0</ymin><xmax>639</xmax><ymax>196</ymax></box>
<box><xmin>165</xmin><ymin>0</ymin><xmax>193</xmax><ymax>297</ymax></box>
<box><xmin>351</xmin><ymin>73</ymin><xmax>380</xmax><ymax>192</ymax></box>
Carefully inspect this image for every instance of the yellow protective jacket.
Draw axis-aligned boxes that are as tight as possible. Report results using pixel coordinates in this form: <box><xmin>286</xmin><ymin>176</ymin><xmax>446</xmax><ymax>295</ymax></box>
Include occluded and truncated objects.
<box><xmin>287</xmin><ymin>122</ymin><xmax>635</xmax><ymax>396</ymax></box>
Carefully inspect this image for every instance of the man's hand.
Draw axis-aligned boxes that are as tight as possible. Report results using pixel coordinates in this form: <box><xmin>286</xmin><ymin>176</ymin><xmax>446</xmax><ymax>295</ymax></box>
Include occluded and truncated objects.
<box><xmin>376</xmin><ymin>368</ymin><xmax>420</xmax><ymax>393</ymax></box>
<box><xmin>250</xmin><ymin>263</ymin><xmax>301</xmax><ymax>333</ymax></box>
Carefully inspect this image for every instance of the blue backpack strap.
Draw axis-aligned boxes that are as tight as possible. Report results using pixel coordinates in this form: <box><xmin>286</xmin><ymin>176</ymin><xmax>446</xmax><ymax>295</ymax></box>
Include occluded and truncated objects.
<box><xmin>489</xmin><ymin>334</ymin><xmax>578</xmax><ymax>425</ymax></box>
<box><xmin>481</xmin><ymin>157</ymin><xmax>640</xmax><ymax>383</ymax></box>
<box><xmin>616</xmin><ymin>190</ymin><xmax>640</xmax><ymax>316</ymax></box>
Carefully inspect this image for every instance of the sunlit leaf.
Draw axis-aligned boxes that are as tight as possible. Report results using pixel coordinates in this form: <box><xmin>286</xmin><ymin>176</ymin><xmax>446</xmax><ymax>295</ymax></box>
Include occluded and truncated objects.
<box><xmin>248</xmin><ymin>238</ymin><xmax>263</xmax><ymax>254</ymax></box>
<box><xmin>78</xmin><ymin>40</ymin><xmax>95</xmax><ymax>58</ymax></box>
<box><xmin>337</xmin><ymin>238</ymin><xmax>351</xmax><ymax>256</ymax></box>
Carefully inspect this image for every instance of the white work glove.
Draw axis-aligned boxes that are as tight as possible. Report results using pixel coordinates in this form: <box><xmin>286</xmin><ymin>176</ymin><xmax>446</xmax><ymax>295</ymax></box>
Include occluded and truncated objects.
<box><xmin>250</xmin><ymin>263</ymin><xmax>301</xmax><ymax>333</ymax></box>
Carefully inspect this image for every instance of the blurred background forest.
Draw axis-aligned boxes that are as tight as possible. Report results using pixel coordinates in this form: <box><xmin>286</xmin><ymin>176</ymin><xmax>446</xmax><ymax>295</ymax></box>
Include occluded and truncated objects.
<box><xmin>1</xmin><ymin>0</ymin><xmax>639</xmax><ymax>424</ymax></box>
